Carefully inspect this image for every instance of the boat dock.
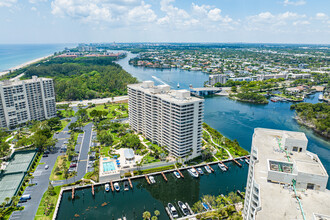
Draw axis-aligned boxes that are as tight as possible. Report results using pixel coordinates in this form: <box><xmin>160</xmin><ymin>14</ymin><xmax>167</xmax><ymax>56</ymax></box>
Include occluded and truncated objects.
<box><xmin>145</xmin><ymin>175</ymin><xmax>151</xmax><ymax>185</ymax></box>
<box><xmin>72</xmin><ymin>187</ymin><xmax>75</xmax><ymax>199</ymax></box>
<box><xmin>165</xmin><ymin>207</ymin><xmax>174</xmax><ymax>220</ymax></box>
<box><xmin>219</xmin><ymin>161</ymin><xmax>228</xmax><ymax>169</ymax></box>
<box><xmin>92</xmin><ymin>184</ymin><xmax>94</xmax><ymax>196</ymax></box>
<box><xmin>185</xmin><ymin>202</ymin><xmax>194</xmax><ymax>215</ymax></box>
<box><xmin>110</xmin><ymin>181</ymin><xmax>114</xmax><ymax>192</ymax></box>
<box><xmin>161</xmin><ymin>172</ymin><xmax>168</xmax><ymax>181</ymax></box>
<box><xmin>207</xmin><ymin>164</ymin><xmax>214</xmax><ymax>172</ymax></box>
<box><xmin>128</xmin><ymin>178</ymin><xmax>133</xmax><ymax>189</ymax></box>
<box><xmin>177</xmin><ymin>169</ymin><xmax>184</xmax><ymax>178</ymax></box>
<box><xmin>232</xmin><ymin>158</ymin><xmax>242</xmax><ymax>167</ymax></box>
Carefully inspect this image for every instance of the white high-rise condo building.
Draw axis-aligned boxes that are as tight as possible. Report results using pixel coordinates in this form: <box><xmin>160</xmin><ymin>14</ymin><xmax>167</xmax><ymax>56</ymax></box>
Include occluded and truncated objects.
<box><xmin>243</xmin><ymin>128</ymin><xmax>330</xmax><ymax>220</ymax></box>
<box><xmin>0</xmin><ymin>76</ymin><xmax>56</xmax><ymax>128</ymax></box>
<box><xmin>209</xmin><ymin>74</ymin><xmax>227</xmax><ymax>86</ymax></box>
<box><xmin>128</xmin><ymin>81</ymin><xmax>204</xmax><ymax>159</ymax></box>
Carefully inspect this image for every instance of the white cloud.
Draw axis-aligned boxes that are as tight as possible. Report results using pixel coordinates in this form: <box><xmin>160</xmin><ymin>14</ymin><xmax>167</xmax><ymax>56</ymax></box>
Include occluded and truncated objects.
<box><xmin>29</xmin><ymin>0</ymin><xmax>47</xmax><ymax>4</ymax></box>
<box><xmin>283</xmin><ymin>0</ymin><xmax>306</xmax><ymax>6</ymax></box>
<box><xmin>246</xmin><ymin>11</ymin><xmax>307</xmax><ymax>31</ymax></box>
<box><xmin>51</xmin><ymin>0</ymin><xmax>155</xmax><ymax>25</ymax></box>
<box><xmin>0</xmin><ymin>0</ymin><xmax>17</xmax><ymax>7</ymax></box>
<box><xmin>315</xmin><ymin>12</ymin><xmax>328</xmax><ymax>20</ymax></box>
<box><xmin>31</xmin><ymin>6</ymin><xmax>37</xmax><ymax>11</ymax></box>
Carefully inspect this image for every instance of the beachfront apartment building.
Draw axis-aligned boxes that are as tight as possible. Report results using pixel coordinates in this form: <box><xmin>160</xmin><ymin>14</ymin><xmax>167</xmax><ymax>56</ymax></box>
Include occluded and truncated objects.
<box><xmin>127</xmin><ymin>81</ymin><xmax>204</xmax><ymax>159</ymax></box>
<box><xmin>0</xmin><ymin>76</ymin><xmax>56</xmax><ymax>128</ymax></box>
<box><xmin>243</xmin><ymin>128</ymin><xmax>330</xmax><ymax>220</ymax></box>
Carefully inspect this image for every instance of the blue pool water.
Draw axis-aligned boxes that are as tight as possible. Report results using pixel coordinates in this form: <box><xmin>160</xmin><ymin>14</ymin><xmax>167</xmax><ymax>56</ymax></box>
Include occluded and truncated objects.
<box><xmin>103</xmin><ymin>161</ymin><xmax>116</xmax><ymax>172</ymax></box>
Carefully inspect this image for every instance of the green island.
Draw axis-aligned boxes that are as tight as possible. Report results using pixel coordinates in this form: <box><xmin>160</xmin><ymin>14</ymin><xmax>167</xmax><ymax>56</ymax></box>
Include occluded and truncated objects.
<box><xmin>229</xmin><ymin>92</ymin><xmax>268</xmax><ymax>104</ymax></box>
<box><xmin>291</xmin><ymin>103</ymin><xmax>330</xmax><ymax>139</ymax></box>
<box><xmin>3</xmin><ymin>56</ymin><xmax>138</xmax><ymax>101</ymax></box>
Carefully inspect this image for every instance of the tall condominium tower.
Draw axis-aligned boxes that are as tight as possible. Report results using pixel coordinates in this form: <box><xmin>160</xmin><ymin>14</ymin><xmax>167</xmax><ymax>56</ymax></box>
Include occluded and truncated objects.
<box><xmin>0</xmin><ymin>76</ymin><xmax>56</xmax><ymax>128</ymax></box>
<box><xmin>243</xmin><ymin>128</ymin><xmax>330</xmax><ymax>220</ymax></box>
<box><xmin>127</xmin><ymin>81</ymin><xmax>204</xmax><ymax>159</ymax></box>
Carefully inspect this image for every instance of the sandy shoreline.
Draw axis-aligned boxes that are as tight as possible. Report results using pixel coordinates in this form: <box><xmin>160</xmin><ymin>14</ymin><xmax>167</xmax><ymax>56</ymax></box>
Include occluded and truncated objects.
<box><xmin>0</xmin><ymin>54</ymin><xmax>53</xmax><ymax>77</ymax></box>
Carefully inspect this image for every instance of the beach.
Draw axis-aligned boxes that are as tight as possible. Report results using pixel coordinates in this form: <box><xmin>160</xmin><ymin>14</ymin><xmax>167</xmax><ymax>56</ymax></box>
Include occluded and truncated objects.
<box><xmin>0</xmin><ymin>54</ymin><xmax>53</xmax><ymax>77</ymax></box>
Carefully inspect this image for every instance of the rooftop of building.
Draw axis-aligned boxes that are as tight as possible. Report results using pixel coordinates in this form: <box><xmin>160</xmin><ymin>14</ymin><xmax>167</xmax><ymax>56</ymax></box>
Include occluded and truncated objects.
<box><xmin>0</xmin><ymin>76</ymin><xmax>52</xmax><ymax>87</ymax></box>
<box><xmin>128</xmin><ymin>81</ymin><xmax>204</xmax><ymax>105</ymax></box>
<box><xmin>252</xmin><ymin>128</ymin><xmax>330</xmax><ymax>220</ymax></box>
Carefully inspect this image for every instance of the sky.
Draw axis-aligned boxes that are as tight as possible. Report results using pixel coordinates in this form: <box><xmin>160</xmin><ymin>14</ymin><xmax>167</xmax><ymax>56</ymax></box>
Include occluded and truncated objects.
<box><xmin>0</xmin><ymin>0</ymin><xmax>329</xmax><ymax>44</ymax></box>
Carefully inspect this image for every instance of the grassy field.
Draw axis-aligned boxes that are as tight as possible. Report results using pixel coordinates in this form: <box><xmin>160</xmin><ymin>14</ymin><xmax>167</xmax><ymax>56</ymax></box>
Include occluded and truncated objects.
<box><xmin>34</xmin><ymin>186</ymin><xmax>61</xmax><ymax>220</ymax></box>
<box><xmin>59</xmin><ymin>109</ymin><xmax>74</xmax><ymax>118</ymax></box>
<box><xmin>86</xmin><ymin>103</ymin><xmax>128</xmax><ymax>119</ymax></box>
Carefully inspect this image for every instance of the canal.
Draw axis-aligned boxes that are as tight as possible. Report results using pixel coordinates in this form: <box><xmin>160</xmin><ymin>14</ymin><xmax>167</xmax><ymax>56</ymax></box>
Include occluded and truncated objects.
<box><xmin>57</xmin><ymin>162</ymin><xmax>248</xmax><ymax>220</ymax></box>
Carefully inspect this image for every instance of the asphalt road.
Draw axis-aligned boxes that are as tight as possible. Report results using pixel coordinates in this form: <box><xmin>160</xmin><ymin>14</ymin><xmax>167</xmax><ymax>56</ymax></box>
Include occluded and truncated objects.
<box><xmin>9</xmin><ymin>114</ymin><xmax>94</xmax><ymax>220</ymax></box>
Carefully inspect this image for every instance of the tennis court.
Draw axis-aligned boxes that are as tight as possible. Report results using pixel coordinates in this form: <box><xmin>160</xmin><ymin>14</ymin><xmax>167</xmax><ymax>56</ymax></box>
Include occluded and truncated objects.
<box><xmin>0</xmin><ymin>173</ymin><xmax>25</xmax><ymax>204</ymax></box>
<box><xmin>4</xmin><ymin>151</ymin><xmax>36</xmax><ymax>174</ymax></box>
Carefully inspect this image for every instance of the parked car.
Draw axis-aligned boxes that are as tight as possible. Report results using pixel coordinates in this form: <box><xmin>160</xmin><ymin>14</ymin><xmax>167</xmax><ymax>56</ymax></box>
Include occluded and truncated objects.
<box><xmin>44</xmin><ymin>150</ymin><xmax>50</xmax><ymax>154</ymax></box>
<box><xmin>42</xmin><ymin>154</ymin><xmax>48</xmax><ymax>158</ymax></box>
<box><xmin>45</xmin><ymin>165</ymin><xmax>49</xmax><ymax>170</ymax></box>
<box><xmin>19</xmin><ymin>194</ymin><xmax>31</xmax><ymax>202</ymax></box>
<box><xmin>68</xmin><ymin>167</ymin><xmax>76</xmax><ymax>173</ymax></box>
<box><xmin>70</xmin><ymin>163</ymin><xmax>77</xmax><ymax>168</ymax></box>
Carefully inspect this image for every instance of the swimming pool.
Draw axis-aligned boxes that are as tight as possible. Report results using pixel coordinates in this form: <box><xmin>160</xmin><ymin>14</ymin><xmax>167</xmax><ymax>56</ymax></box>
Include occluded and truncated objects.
<box><xmin>103</xmin><ymin>161</ymin><xmax>116</xmax><ymax>172</ymax></box>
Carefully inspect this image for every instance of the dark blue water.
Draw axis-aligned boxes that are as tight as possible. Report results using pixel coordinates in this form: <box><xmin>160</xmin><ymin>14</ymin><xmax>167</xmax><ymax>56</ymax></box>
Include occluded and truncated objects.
<box><xmin>0</xmin><ymin>44</ymin><xmax>75</xmax><ymax>71</ymax></box>
<box><xmin>117</xmin><ymin>52</ymin><xmax>330</xmax><ymax>189</ymax></box>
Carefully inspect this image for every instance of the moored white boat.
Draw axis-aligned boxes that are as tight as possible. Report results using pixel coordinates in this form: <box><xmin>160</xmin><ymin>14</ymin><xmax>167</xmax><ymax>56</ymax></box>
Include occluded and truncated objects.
<box><xmin>218</xmin><ymin>163</ymin><xmax>227</xmax><ymax>172</ymax></box>
<box><xmin>105</xmin><ymin>183</ymin><xmax>110</xmax><ymax>192</ymax></box>
<box><xmin>173</xmin><ymin>171</ymin><xmax>181</xmax><ymax>179</ymax></box>
<box><xmin>188</xmin><ymin>168</ymin><xmax>199</xmax><ymax>178</ymax></box>
<box><xmin>114</xmin><ymin>182</ymin><xmax>120</xmax><ymax>192</ymax></box>
<box><xmin>197</xmin><ymin>167</ymin><xmax>204</xmax><ymax>175</ymax></box>
<box><xmin>204</xmin><ymin>165</ymin><xmax>212</xmax><ymax>173</ymax></box>
<box><xmin>178</xmin><ymin>201</ymin><xmax>190</xmax><ymax>216</ymax></box>
<box><xmin>245</xmin><ymin>159</ymin><xmax>250</xmax><ymax>165</ymax></box>
<box><xmin>168</xmin><ymin>203</ymin><xmax>179</xmax><ymax>218</ymax></box>
<box><xmin>149</xmin><ymin>175</ymin><xmax>156</xmax><ymax>184</ymax></box>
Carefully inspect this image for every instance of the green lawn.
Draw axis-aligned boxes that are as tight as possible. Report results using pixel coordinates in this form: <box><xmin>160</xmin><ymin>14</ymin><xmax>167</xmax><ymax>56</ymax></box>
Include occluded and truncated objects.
<box><xmin>59</xmin><ymin>110</ymin><xmax>74</xmax><ymax>118</ymax></box>
<box><xmin>100</xmin><ymin>146</ymin><xmax>111</xmax><ymax>157</ymax></box>
<box><xmin>49</xmin><ymin>155</ymin><xmax>72</xmax><ymax>181</ymax></box>
<box><xmin>34</xmin><ymin>186</ymin><xmax>61</xmax><ymax>220</ymax></box>
<box><xmin>87</xmin><ymin>103</ymin><xmax>128</xmax><ymax>119</ymax></box>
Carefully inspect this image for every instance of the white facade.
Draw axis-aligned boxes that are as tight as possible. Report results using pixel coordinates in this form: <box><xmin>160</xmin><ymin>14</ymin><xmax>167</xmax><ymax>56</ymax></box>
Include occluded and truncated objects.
<box><xmin>243</xmin><ymin>128</ymin><xmax>330</xmax><ymax>220</ymax></box>
<box><xmin>128</xmin><ymin>81</ymin><xmax>204</xmax><ymax>159</ymax></box>
<box><xmin>0</xmin><ymin>76</ymin><xmax>56</xmax><ymax>128</ymax></box>
<box><xmin>209</xmin><ymin>74</ymin><xmax>227</xmax><ymax>86</ymax></box>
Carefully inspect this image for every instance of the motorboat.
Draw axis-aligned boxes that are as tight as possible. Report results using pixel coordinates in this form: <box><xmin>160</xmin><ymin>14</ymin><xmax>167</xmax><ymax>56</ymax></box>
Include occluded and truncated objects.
<box><xmin>204</xmin><ymin>165</ymin><xmax>212</xmax><ymax>173</ymax></box>
<box><xmin>197</xmin><ymin>167</ymin><xmax>204</xmax><ymax>175</ymax></box>
<box><xmin>239</xmin><ymin>158</ymin><xmax>244</xmax><ymax>162</ymax></box>
<box><xmin>114</xmin><ymin>182</ymin><xmax>120</xmax><ymax>192</ymax></box>
<box><xmin>124</xmin><ymin>181</ymin><xmax>129</xmax><ymax>191</ymax></box>
<box><xmin>168</xmin><ymin>203</ymin><xmax>179</xmax><ymax>218</ymax></box>
<box><xmin>149</xmin><ymin>175</ymin><xmax>156</xmax><ymax>184</ymax></box>
<box><xmin>177</xmin><ymin>83</ymin><xmax>180</xmax><ymax>88</ymax></box>
<box><xmin>173</xmin><ymin>171</ymin><xmax>181</xmax><ymax>179</ymax></box>
<box><xmin>218</xmin><ymin>163</ymin><xmax>227</xmax><ymax>172</ymax></box>
<box><xmin>188</xmin><ymin>168</ymin><xmax>199</xmax><ymax>178</ymax></box>
<box><xmin>245</xmin><ymin>159</ymin><xmax>250</xmax><ymax>165</ymax></box>
<box><xmin>178</xmin><ymin>201</ymin><xmax>190</xmax><ymax>216</ymax></box>
<box><xmin>105</xmin><ymin>183</ymin><xmax>110</xmax><ymax>192</ymax></box>
<box><xmin>202</xmin><ymin>202</ymin><xmax>209</xmax><ymax>210</ymax></box>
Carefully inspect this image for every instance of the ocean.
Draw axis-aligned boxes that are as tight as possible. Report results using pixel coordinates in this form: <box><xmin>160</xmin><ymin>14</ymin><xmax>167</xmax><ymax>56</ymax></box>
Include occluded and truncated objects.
<box><xmin>0</xmin><ymin>44</ymin><xmax>76</xmax><ymax>71</ymax></box>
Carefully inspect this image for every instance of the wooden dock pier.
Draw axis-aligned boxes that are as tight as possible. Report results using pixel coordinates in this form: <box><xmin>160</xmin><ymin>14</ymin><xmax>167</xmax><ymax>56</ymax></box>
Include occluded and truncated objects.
<box><xmin>219</xmin><ymin>161</ymin><xmax>228</xmax><ymax>169</ymax></box>
<box><xmin>207</xmin><ymin>164</ymin><xmax>214</xmax><ymax>172</ymax></box>
<box><xmin>91</xmin><ymin>184</ymin><xmax>94</xmax><ymax>196</ymax></box>
<box><xmin>232</xmin><ymin>158</ymin><xmax>242</xmax><ymax>167</ymax></box>
<box><xmin>128</xmin><ymin>178</ymin><xmax>133</xmax><ymax>189</ymax></box>
<box><xmin>110</xmin><ymin>181</ymin><xmax>114</xmax><ymax>192</ymax></box>
<box><xmin>177</xmin><ymin>169</ymin><xmax>184</xmax><ymax>178</ymax></box>
<box><xmin>161</xmin><ymin>172</ymin><xmax>168</xmax><ymax>181</ymax></box>
<box><xmin>144</xmin><ymin>175</ymin><xmax>151</xmax><ymax>185</ymax></box>
<box><xmin>72</xmin><ymin>187</ymin><xmax>75</xmax><ymax>199</ymax></box>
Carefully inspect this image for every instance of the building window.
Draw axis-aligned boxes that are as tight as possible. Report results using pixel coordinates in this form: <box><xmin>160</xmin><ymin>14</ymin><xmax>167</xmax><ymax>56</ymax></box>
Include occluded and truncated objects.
<box><xmin>292</xmin><ymin>147</ymin><xmax>298</xmax><ymax>152</ymax></box>
<box><xmin>307</xmin><ymin>183</ymin><xmax>314</xmax><ymax>190</ymax></box>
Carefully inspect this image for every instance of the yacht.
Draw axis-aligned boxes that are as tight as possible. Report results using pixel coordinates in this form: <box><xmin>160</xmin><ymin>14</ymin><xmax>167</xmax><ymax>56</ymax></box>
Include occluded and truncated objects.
<box><xmin>204</xmin><ymin>165</ymin><xmax>212</xmax><ymax>173</ymax></box>
<box><xmin>218</xmin><ymin>163</ymin><xmax>227</xmax><ymax>172</ymax></box>
<box><xmin>319</xmin><ymin>94</ymin><xmax>323</xmax><ymax>101</ymax></box>
<box><xmin>124</xmin><ymin>181</ymin><xmax>129</xmax><ymax>191</ymax></box>
<box><xmin>177</xmin><ymin>83</ymin><xmax>180</xmax><ymax>88</ymax></box>
<box><xmin>178</xmin><ymin>201</ymin><xmax>190</xmax><ymax>216</ymax></box>
<box><xmin>173</xmin><ymin>171</ymin><xmax>181</xmax><ymax>179</ymax></box>
<box><xmin>105</xmin><ymin>183</ymin><xmax>110</xmax><ymax>192</ymax></box>
<box><xmin>245</xmin><ymin>159</ymin><xmax>250</xmax><ymax>165</ymax></box>
<box><xmin>114</xmin><ymin>182</ymin><xmax>120</xmax><ymax>192</ymax></box>
<box><xmin>188</xmin><ymin>168</ymin><xmax>199</xmax><ymax>178</ymax></box>
<box><xmin>168</xmin><ymin>203</ymin><xmax>179</xmax><ymax>218</ymax></box>
<box><xmin>149</xmin><ymin>175</ymin><xmax>156</xmax><ymax>184</ymax></box>
<box><xmin>197</xmin><ymin>167</ymin><xmax>204</xmax><ymax>175</ymax></box>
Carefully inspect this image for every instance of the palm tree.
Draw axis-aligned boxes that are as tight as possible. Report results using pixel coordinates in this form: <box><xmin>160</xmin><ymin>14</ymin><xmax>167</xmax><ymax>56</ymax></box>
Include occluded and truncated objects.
<box><xmin>154</xmin><ymin>210</ymin><xmax>160</xmax><ymax>217</ymax></box>
<box><xmin>151</xmin><ymin>216</ymin><xmax>158</xmax><ymax>220</ymax></box>
<box><xmin>1</xmin><ymin>202</ymin><xmax>6</xmax><ymax>209</ymax></box>
<box><xmin>142</xmin><ymin>211</ymin><xmax>151</xmax><ymax>220</ymax></box>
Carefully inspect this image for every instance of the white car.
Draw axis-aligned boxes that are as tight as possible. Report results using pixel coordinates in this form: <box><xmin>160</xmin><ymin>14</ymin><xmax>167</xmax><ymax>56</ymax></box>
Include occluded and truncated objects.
<box><xmin>45</xmin><ymin>165</ymin><xmax>49</xmax><ymax>170</ymax></box>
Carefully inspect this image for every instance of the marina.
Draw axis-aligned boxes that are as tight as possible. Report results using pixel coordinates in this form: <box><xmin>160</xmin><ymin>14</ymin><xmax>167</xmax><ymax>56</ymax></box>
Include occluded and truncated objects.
<box><xmin>55</xmin><ymin>158</ymin><xmax>249</xmax><ymax>219</ymax></box>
